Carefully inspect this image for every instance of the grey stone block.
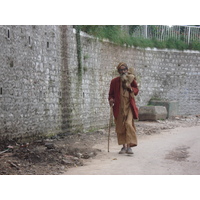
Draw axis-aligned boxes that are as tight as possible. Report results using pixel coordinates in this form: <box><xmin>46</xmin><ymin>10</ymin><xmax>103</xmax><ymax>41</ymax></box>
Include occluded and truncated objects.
<box><xmin>139</xmin><ymin>106</ymin><xmax>167</xmax><ymax>121</ymax></box>
<box><xmin>149</xmin><ymin>100</ymin><xmax>178</xmax><ymax>118</ymax></box>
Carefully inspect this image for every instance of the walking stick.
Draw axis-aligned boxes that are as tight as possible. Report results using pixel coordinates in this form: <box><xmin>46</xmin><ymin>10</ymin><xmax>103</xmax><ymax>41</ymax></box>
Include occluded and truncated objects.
<box><xmin>108</xmin><ymin>105</ymin><xmax>113</xmax><ymax>152</ymax></box>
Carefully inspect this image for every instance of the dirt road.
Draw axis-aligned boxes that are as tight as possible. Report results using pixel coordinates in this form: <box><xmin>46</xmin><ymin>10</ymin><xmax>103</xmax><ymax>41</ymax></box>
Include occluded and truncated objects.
<box><xmin>64</xmin><ymin>125</ymin><xmax>200</xmax><ymax>175</ymax></box>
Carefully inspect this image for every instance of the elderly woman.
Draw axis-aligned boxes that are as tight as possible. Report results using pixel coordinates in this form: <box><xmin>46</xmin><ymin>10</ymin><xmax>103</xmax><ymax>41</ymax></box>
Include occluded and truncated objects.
<box><xmin>108</xmin><ymin>62</ymin><xmax>139</xmax><ymax>154</ymax></box>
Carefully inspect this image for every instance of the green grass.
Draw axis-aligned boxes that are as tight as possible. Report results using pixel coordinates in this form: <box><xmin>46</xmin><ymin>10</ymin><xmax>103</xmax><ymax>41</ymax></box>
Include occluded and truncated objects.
<box><xmin>78</xmin><ymin>25</ymin><xmax>200</xmax><ymax>51</ymax></box>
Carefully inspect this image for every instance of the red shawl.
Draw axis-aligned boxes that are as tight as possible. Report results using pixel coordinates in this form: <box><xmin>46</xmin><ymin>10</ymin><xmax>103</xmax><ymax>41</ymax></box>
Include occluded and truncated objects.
<box><xmin>108</xmin><ymin>77</ymin><xmax>139</xmax><ymax>119</ymax></box>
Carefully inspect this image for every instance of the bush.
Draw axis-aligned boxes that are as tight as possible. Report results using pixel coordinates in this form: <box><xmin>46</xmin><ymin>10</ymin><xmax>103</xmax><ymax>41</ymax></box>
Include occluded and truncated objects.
<box><xmin>175</xmin><ymin>40</ymin><xmax>188</xmax><ymax>50</ymax></box>
<box><xmin>188</xmin><ymin>40</ymin><xmax>200</xmax><ymax>50</ymax></box>
<box><xmin>152</xmin><ymin>39</ymin><xmax>167</xmax><ymax>49</ymax></box>
<box><xmin>78</xmin><ymin>26</ymin><xmax>200</xmax><ymax>51</ymax></box>
<box><xmin>166</xmin><ymin>38</ymin><xmax>177</xmax><ymax>49</ymax></box>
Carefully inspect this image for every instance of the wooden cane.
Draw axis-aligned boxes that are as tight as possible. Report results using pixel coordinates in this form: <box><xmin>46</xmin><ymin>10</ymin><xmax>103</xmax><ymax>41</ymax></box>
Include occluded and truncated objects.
<box><xmin>108</xmin><ymin>105</ymin><xmax>113</xmax><ymax>152</ymax></box>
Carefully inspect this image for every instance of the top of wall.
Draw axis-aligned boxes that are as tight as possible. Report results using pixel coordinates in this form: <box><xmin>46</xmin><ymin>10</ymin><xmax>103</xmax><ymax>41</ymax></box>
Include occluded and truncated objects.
<box><xmin>144</xmin><ymin>47</ymin><xmax>200</xmax><ymax>54</ymax></box>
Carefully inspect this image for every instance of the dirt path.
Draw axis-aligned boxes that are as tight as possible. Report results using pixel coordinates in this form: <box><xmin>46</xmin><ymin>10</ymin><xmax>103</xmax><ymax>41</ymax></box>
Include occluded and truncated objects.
<box><xmin>64</xmin><ymin>125</ymin><xmax>200</xmax><ymax>175</ymax></box>
<box><xmin>1</xmin><ymin>116</ymin><xmax>199</xmax><ymax>175</ymax></box>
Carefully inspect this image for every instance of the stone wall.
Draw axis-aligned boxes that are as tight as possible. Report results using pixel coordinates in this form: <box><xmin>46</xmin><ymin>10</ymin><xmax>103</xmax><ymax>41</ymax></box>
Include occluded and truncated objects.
<box><xmin>133</xmin><ymin>49</ymin><xmax>200</xmax><ymax>115</ymax></box>
<box><xmin>67</xmin><ymin>29</ymin><xmax>200</xmax><ymax>132</ymax></box>
<box><xmin>77</xmin><ymin>32</ymin><xmax>200</xmax><ymax>117</ymax></box>
<box><xmin>0</xmin><ymin>25</ymin><xmax>200</xmax><ymax>140</ymax></box>
<box><xmin>0</xmin><ymin>25</ymin><xmax>64</xmax><ymax>139</ymax></box>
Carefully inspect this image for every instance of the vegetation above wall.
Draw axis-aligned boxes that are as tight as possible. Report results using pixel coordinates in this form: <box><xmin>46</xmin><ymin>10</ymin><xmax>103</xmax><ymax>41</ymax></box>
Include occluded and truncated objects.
<box><xmin>77</xmin><ymin>25</ymin><xmax>200</xmax><ymax>51</ymax></box>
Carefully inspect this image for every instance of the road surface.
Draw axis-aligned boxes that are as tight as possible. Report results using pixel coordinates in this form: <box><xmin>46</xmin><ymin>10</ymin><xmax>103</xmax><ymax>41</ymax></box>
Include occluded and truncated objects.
<box><xmin>64</xmin><ymin>126</ymin><xmax>200</xmax><ymax>175</ymax></box>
